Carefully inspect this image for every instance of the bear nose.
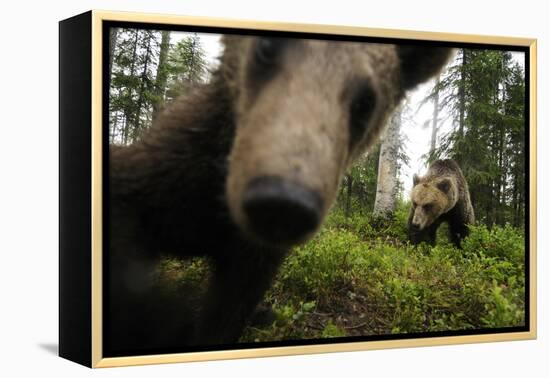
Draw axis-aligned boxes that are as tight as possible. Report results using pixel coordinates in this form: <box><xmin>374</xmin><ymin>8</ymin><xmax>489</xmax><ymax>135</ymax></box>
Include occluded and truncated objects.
<box><xmin>242</xmin><ymin>176</ymin><xmax>323</xmax><ymax>245</ymax></box>
<box><xmin>411</xmin><ymin>222</ymin><xmax>421</xmax><ymax>231</ymax></box>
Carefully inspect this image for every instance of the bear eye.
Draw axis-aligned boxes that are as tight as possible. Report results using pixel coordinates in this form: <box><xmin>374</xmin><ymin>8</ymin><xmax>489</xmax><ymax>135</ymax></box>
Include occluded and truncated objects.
<box><xmin>254</xmin><ymin>37</ymin><xmax>286</xmax><ymax>66</ymax></box>
<box><xmin>423</xmin><ymin>204</ymin><xmax>433</xmax><ymax>211</ymax></box>
<box><xmin>349</xmin><ymin>84</ymin><xmax>377</xmax><ymax>145</ymax></box>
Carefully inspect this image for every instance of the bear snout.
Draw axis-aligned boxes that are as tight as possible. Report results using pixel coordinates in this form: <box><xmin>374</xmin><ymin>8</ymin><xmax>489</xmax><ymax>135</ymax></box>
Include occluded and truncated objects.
<box><xmin>242</xmin><ymin>176</ymin><xmax>323</xmax><ymax>245</ymax></box>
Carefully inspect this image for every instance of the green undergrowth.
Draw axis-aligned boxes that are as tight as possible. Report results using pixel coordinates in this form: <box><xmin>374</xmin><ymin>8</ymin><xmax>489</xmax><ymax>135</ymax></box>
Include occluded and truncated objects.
<box><xmin>242</xmin><ymin>205</ymin><xmax>525</xmax><ymax>342</ymax></box>
<box><xmin>157</xmin><ymin>205</ymin><xmax>526</xmax><ymax>344</ymax></box>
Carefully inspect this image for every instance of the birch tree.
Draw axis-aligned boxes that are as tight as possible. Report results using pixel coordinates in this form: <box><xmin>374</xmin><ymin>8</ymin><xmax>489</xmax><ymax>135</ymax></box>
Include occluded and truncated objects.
<box><xmin>373</xmin><ymin>106</ymin><xmax>402</xmax><ymax>217</ymax></box>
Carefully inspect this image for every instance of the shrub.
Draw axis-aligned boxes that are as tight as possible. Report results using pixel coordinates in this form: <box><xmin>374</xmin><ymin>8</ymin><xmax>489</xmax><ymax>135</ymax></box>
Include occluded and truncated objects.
<box><xmin>249</xmin><ymin>219</ymin><xmax>526</xmax><ymax>340</ymax></box>
<box><xmin>155</xmin><ymin>209</ymin><xmax>526</xmax><ymax>343</ymax></box>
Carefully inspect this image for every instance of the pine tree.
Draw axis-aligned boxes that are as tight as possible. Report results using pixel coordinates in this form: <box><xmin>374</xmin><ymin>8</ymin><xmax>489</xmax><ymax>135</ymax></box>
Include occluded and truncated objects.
<box><xmin>165</xmin><ymin>34</ymin><xmax>207</xmax><ymax>102</ymax></box>
<box><xmin>152</xmin><ymin>31</ymin><xmax>171</xmax><ymax>122</ymax></box>
<box><xmin>109</xmin><ymin>30</ymin><xmax>208</xmax><ymax>145</ymax></box>
<box><xmin>429</xmin><ymin>48</ymin><xmax>525</xmax><ymax>227</ymax></box>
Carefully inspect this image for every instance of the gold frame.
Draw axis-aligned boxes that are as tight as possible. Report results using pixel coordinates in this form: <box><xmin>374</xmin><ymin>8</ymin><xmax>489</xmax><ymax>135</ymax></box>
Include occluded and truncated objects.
<box><xmin>90</xmin><ymin>9</ymin><xmax>537</xmax><ymax>368</ymax></box>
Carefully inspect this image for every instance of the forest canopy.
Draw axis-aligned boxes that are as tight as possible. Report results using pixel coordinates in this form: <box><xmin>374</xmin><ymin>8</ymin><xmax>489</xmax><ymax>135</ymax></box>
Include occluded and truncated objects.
<box><xmin>109</xmin><ymin>28</ymin><xmax>208</xmax><ymax>145</ymax></box>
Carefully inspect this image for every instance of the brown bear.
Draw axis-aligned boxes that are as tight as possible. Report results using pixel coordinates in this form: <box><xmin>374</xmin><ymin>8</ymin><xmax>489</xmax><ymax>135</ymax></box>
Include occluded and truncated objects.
<box><xmin>108</xmin><ymin>35</ymin><xmax>453</xmax><ymax>355</ymax></box>
<box><xmin>408</xmin><ymin>159</ymin><xmax>475</xmax><ymax>248</ymax></box>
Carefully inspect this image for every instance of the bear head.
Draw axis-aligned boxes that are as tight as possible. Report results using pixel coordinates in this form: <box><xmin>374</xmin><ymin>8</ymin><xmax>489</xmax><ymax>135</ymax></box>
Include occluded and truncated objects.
<box><xmin>223</xmin><ymin>36</ymin><xmax>454</xmax><ymax>247</ymax></box>
<box><xmin>410</xmin><ymin>175</ymin><xmax>458</xmax><ymax>231</ymax></box>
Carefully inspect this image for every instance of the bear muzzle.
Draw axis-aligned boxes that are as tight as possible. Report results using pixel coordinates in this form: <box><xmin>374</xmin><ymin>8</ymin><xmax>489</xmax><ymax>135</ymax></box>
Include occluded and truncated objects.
<box><xmin>410</xmin><ymin>222</ymin><xmax>422</xmax><ymax>231</ymax></box>
<box><xmin>411</xmin><ymin>211</ymin><xmax>430</xmax><ymax>231</ymax></box>
<box><xmin>242</xmin><ymin>175</ymin><xmax>324</xmax><ymax>246</ymax></box>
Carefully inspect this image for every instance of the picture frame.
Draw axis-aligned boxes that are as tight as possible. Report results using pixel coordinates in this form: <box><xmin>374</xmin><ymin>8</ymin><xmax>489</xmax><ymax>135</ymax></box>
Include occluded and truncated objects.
<box><xmin>59</xmin><ymin>10</ymin><xmax>537</xmax><ymax>368</ymax></box>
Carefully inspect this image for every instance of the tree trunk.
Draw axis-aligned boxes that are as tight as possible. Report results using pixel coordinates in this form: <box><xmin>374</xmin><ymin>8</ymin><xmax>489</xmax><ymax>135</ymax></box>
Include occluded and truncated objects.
<box><xmin>455</xmin><ymin>49</ymin><xmax>467</xmax><ymax>165</ymax></box>
<box><xmin>512</xmin><ymin>148</ymin><xmax>521</xmax><ymax>227</ymax></box>
<box><xmin>496</xmin><ymin>62</ymin><xmax>507</xmax><ymax>226</ymax></box>
<box><xmin>496</xmin><ymin>112</ymin><xmax>506</xmax><ymax>226</ymax></box>
<box><xmin>133</xmin><ymin>32</ymin><xmax>153</xmax><ymax>139</ymax></box>
<box><xmin>152</xmin><ymin>30</ymin><xmax>171</xmax><ymax>122</ymax></box>
<box><xmin>458</xmin><ymin>49</ymin><xmax>467</xmax><ymax>139</ymax></box>
<box><xmin>108</xmin><ymin>28</ymin><xmax>118</xmax><ymax>77</ymax></box>
<box><xmin>430</xmin><ymin>75</ymin><xmax>440</xmax><ymax>158</ymax></box>
<box><xmin>373</xmin><ymin>107</ymin><xmax>402</xmax><ymax>217</ymax></box>
<box><xmin>110</xmin><ymin>112</ymin><xmax>118</xmax><ymax>144</ymax></box>
<box><xmin>345</xmin><ymin>174</ymin><xmax>353</xmax><ymax>218</ymax></box>
<box><xmin>122</xmin><ymin>30</ymin><xmax>140</xmax><ymax>145</ymax></box>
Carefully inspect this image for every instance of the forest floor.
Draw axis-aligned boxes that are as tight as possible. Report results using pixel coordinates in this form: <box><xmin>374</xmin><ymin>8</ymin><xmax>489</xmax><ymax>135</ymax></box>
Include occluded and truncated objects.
<box><xmin>157</xmin><ymin>204</ymin><xmax>526</xmax><ymax>344</ymax></box>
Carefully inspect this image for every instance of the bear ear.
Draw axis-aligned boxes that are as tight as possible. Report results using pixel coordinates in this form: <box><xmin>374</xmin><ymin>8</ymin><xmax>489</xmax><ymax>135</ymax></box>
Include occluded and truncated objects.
<box><xmin>436</xmin><ymin>178</ymin><xmax>451</xmax><ymax>194</ymax></box>
<box><xmin>413</xmin><ymin>174</ymin><xmax>420</xmax><ymax>186</ymax></box>
<box><xmin>396</xmin><ymin>45</ymin><xmax>455</xmax><ymax>90</ymax></box>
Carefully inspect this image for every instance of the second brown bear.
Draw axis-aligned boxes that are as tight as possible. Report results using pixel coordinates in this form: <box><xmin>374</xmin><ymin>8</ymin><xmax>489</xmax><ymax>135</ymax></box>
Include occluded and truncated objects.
<box><xmin>409</xmin><ymin>159</ymin><xmax>475</xmax><ymax>247</ymax></box>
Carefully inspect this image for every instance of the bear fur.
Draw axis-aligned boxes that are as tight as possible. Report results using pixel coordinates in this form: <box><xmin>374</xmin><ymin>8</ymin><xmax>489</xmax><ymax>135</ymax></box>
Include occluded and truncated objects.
<box><xmin>108</xmin><ymin>35</ymin><xmax>453</xmax><ymax>354</ymax></box>
<box><xmin>408</xmin><ymin>159</ymin><xmax>475</xmax><ymax>247</ymax></box>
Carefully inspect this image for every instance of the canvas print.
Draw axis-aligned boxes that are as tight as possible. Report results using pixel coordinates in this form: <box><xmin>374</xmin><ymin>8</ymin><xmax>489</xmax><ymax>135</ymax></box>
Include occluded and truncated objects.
<box><xmin>105</xmin><ymin>25</ymin><xmax>527</xmax><ymax>357</ymax></box>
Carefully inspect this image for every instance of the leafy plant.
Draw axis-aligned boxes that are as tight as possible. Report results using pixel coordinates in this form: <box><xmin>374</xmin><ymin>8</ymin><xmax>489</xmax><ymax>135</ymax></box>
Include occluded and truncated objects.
<box><xmin>155</xmin><ymin>211</ymin><xmax>525</xmax><ymax>343</ymax></box>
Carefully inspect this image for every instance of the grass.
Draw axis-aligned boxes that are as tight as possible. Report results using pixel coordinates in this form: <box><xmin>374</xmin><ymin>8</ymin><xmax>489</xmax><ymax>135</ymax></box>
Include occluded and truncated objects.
<box><xmin>157</xmin><ymin>203</ymin><xmax>526</xmax><ymax>344</ymax></box>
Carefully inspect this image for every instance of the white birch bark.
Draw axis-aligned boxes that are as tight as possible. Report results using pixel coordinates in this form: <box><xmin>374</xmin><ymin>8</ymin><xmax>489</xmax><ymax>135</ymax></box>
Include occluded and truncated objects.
<box><xmin>373</xmin><ymin>107</ymin><xmax>402</xmax><ymax>217</ymax></box>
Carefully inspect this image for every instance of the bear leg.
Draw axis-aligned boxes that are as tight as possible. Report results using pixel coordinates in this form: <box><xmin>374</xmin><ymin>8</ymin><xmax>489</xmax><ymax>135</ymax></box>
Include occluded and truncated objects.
<box><xmin>448</xmin><ymin>220</ymin><xmax>469</xmax><ymax>249</ymax></box>
<box><xmin>426</xmin><ymin>223</ymin><xmax>438</xmax><ymax>246</ymax></box>
<box><xmin>195</xmin><ymin>245</ymin><xmax>286</xmax><ymax>345</ymax></box>
<box><xmin>410</xmin><ymin>222</ymin><xmax>438</xmax><ymax>246</ymax></box>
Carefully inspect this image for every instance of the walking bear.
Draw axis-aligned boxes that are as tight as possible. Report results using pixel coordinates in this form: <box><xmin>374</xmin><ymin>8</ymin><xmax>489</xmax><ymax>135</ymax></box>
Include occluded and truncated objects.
<box><xmin>408</xmin><ymin>159</ymin><xmax>475</xmax><ymax>247</ymax></box>
<box><xmin>108</xmin><ymin>35</ymin><xmax>453</xmax><ymax>354</ymax></box>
